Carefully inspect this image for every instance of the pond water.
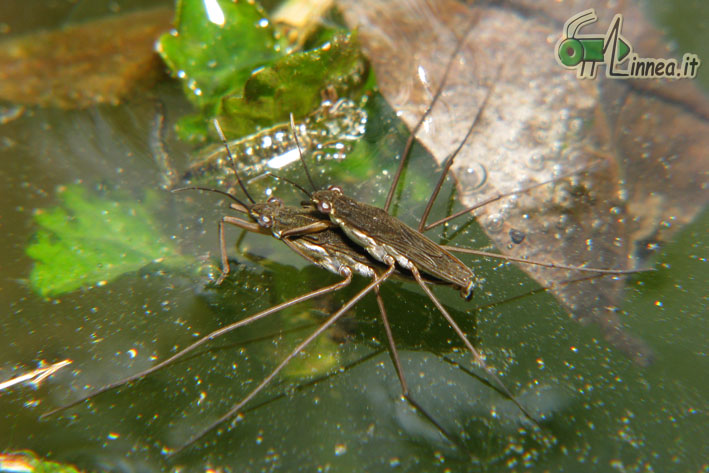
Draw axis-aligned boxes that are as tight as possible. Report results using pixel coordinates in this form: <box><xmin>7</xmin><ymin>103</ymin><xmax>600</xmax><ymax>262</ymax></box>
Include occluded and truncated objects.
<box><xmin>0</xmin><ymin>1</ymin><xmax>707</xmax><ymax>472</ymax></box>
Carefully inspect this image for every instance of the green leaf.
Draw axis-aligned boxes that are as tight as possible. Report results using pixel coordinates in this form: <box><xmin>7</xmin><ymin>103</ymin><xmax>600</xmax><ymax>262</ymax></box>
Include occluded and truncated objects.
<box><xmin>156</xmin><ymin>0</ymin><xmax>286</xmax><ymax>108</ymax></box>
<box><xmin>26</xmin><ymin>185</ymin><xmax>190</xmax><ymax>297</ymax></box>
<box><xmin>220</xmin><ymin>31</ymin><xmax>368</xmax><ymax>137</ymax></box>
<box><xmin>0</xmin><ymin>451</ymin><xmax>82</xmax><ymax>473</ymax></box>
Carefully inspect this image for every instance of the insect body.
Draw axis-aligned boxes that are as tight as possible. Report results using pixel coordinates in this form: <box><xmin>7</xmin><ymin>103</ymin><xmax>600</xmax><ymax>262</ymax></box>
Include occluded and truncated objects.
<box><xmin>312</xmin><ymin>186</ymin><xmax>476</xmax><ymax>299</ymax></box>
<box><xmin>246</xmin><ymin>198</ymin><xmax>387</xmax><ymax>280</ymax></box>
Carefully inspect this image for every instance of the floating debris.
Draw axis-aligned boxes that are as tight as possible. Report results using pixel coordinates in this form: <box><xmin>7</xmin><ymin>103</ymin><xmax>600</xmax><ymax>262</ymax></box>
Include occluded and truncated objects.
<box><xmin>181</xmin><ymin>97</ymin><xmax>368</xmax><ymax>186</ymax></box>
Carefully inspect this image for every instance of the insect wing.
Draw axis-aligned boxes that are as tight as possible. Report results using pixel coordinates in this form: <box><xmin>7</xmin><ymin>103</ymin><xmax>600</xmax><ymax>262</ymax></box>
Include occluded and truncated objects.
<box><xmin>326</xmin><ymin>192</ymin><xmax>474</xmax><ymax>290</ymax></box>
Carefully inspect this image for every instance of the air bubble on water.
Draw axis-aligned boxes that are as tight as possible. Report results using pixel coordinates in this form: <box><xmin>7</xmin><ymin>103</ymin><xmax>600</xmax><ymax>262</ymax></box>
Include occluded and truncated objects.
<box><xmin>527</xmin><ymin>153</ymin><xmax>545</xmax><ymax>171</ymax></box>
<box><xmin>550</xmin><ymin>139</ymin><xmax>563</xmax><ymax>155</ymax></box>
<box><xmin>487</xmin><ymin>214</ymin><xmax>504</xmax><ymax>233</ymax></box>
<box><xmin>460</xmin><ymin>162</ymin><xmax>487</xmax><ymax>193</ymax></box>
<box><xmin>509</xmin><ymin>228</ymin><xmax>525</xmax><ymax>244</ymax></box>
<box><xmin>507</xmin><ymin>194</ymin><xmax>519</xmax><ymax>209</ymax></box>
<box><xmin>562</xmin><ymin>147</ymin><xmax>583</xmax><ymax>164</ymax></box>
<box><xmin>534</xmin><ymin>129</ymin><xmax>548</xmax><ymax>144</ymax></box>
<box><xmin>568</xmin><ymin>117</ymin><xmax>584</xmax><ymax>134</ymax></box>
<box><xmin>506</xmin><ymin>138</ymin><xmax>520</xmax><ymax>151</ymax></box>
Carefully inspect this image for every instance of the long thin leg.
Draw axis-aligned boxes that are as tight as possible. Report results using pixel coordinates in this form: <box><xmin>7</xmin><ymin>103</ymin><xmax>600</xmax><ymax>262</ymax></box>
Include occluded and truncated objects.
<box><xmin>421</xmin><ymin>162</ymin><xmax>602</xmax><ymax>232</ymax></box>
<box><xmin>217</xmin><ymin>215</ymin><xmax>264</xmax><ymax>284</ymax></box>
<box><xmin>441</xmin><ymin>245</ymin><xmax>649</xmax><ymax>275</ymax></box>
<box><xmin>409</xmin><ymin>266</ymin><xmax>539</xmax><ymax>426</ymax></box>
<box><xmin>41</xmin><ymin>272</ymin><xmax>353</xmax><ymax>419</ymax></box>
<box><xmin>373</xmin><ymin>287</ymin><xmax>408</xmax><ymax>394</ymax></box>
<box><xmin>171</xmin><ymin>264</ymin><xmax>397</xmax><ymax>454</ymax></box>
<box><xmin>383</xmin><ymin>15</ymin><xmax>478</xmax><ymax>212</ymax></box>
<box><xmin>417</xmin><ymin>80</ymin><xmax>497</xmax><ymax>232</ymax></box>
<box><xmin>374</xmin><ymin>287</ymin><xmax>466</xmax><ymax>451</ymax></box>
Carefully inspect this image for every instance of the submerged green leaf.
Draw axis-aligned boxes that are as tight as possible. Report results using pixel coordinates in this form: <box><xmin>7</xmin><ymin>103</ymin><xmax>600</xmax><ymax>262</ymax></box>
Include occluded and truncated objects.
<box><xmin>156</xmin><ymin>0</ymin><xmax>286</xmax><ymax>109</ymax></box>
<box><xmin>220</xmin><ymin>31</ymin><xmax>367</xmax><ymax>137</ymax></box>
<box><xmin>26</xmin><ymin>185</ymin><xmax>190</xmax><ymax>297</ymax></box>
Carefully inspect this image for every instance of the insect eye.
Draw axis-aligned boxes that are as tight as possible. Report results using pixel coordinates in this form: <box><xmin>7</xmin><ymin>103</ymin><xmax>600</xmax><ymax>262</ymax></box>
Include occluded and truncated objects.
<box><xmin>328</xmin><ymin>185</ymin><xmax>343</xmax><ymax>195</ymax></box>
<box><xmin>267</xmin><ymin>197</ymin><xmax>283</xmax><ymax>206</ymax></box>
<box><xmin>259</xmin><ymin>215</ymin><xmax>272</xmax><ymax>228</ymax></box>
<box><xmin>317</xmin><ymin>201</ymin><xmax>331</xmax><ymax>213</ymax></box>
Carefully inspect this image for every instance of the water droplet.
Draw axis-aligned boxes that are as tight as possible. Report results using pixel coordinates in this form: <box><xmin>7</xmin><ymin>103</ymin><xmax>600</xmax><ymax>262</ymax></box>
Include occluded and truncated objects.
<box><xmin>509</xmin><ymin>228</ymin><xmax>525</xmax><ymax>244</ymax></box>
<box><xmin>487</xmin><ymin>214</ymin><xmax>504</xmax><ymax>233</ymax></box>
<box><xmin>528</xmin><ymin>153</ymin><xmax>546</xmax><ymax>172</ymax></box>
<box><xmin>568</xmin><ymin>117</ymin><xmax>584</xmax><ymax>134</ymax></box>
<box><xmin>460</xmin><ymin>162</ymin><xmax>487</xmax><ymax>192</ymax></box>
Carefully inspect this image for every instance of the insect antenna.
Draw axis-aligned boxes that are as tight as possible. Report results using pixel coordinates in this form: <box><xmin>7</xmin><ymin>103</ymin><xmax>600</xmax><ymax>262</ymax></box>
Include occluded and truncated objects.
<box><xmin>267</xmin><ymin>172</ymin><xmax>312</xmax><ymax>198</ymax></box>
<box><xmin>290</xmin><ymin>113</ymin><xmax>318</xmax><ymax>192</ymax></box>
<box><xmin>171</xmin><ymin>186</ymin><xmax>250</xmax><ymax>212</ymax></box>
<box><xmin>212</xmin><ymin>118</ymin><xmax>256</xmax><ymax>204</ymax></box>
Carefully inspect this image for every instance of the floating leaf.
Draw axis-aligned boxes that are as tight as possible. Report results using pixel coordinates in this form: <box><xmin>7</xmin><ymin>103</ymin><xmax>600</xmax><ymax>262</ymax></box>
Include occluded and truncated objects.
<box><xmin>26</xmin><ymin>185</ymin><xmax>190</xmax><ymax>297</ymax></box>
<box><xmin>156</xmin><ymin>0</ymin><xmax>287</xmax><ymax>109</ymax></box>
<box><xmin>0</xmin><ymin>451</ymin><xmax>82</xmax><ymax>473</ymax></box>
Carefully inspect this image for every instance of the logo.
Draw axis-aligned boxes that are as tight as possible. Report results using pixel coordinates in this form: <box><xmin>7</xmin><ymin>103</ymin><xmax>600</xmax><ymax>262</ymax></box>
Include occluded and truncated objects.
<box><xmin>556</xmin><ymin>9</ymin><xmax>701</xmax><ymax>80</ymax></box>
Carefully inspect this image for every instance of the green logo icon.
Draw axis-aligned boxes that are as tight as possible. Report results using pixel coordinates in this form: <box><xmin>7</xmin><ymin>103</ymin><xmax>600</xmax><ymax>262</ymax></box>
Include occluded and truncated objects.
<box><xmin>555</xmin><ymin>9</ymin><xmax>701</xmax><ymax>80</ymax></box>
<box><xmin>556</xmin><ymin>9</ymin><xmax>630</xmax><ymax>78</ymax></box>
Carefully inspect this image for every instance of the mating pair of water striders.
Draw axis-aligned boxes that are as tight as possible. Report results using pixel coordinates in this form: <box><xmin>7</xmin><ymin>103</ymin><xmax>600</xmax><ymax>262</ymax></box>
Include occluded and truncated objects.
<box><xmin>42</xmin><ymin>26</ymin><xmax>644</xmax><ymax>454</ymax></box>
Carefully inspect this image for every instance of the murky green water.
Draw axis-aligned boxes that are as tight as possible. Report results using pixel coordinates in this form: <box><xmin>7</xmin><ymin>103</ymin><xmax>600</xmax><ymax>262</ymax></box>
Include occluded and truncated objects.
<box><xmin>1</xmin><ymin>2</ymin><xmax>707</xmax><ymax>472</ymax></box>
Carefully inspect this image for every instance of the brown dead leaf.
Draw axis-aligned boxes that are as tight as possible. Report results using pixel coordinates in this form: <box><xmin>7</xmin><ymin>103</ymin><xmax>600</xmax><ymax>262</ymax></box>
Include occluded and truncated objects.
<box><xmin>337</xmin><ymin>0</ymin><xmax>709</xmax><ymax>366</ymax></box>
<box><xmin>0</xmin><ymin>7</ymin><xmax>173</xmax><ymax>109</ymax></box>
